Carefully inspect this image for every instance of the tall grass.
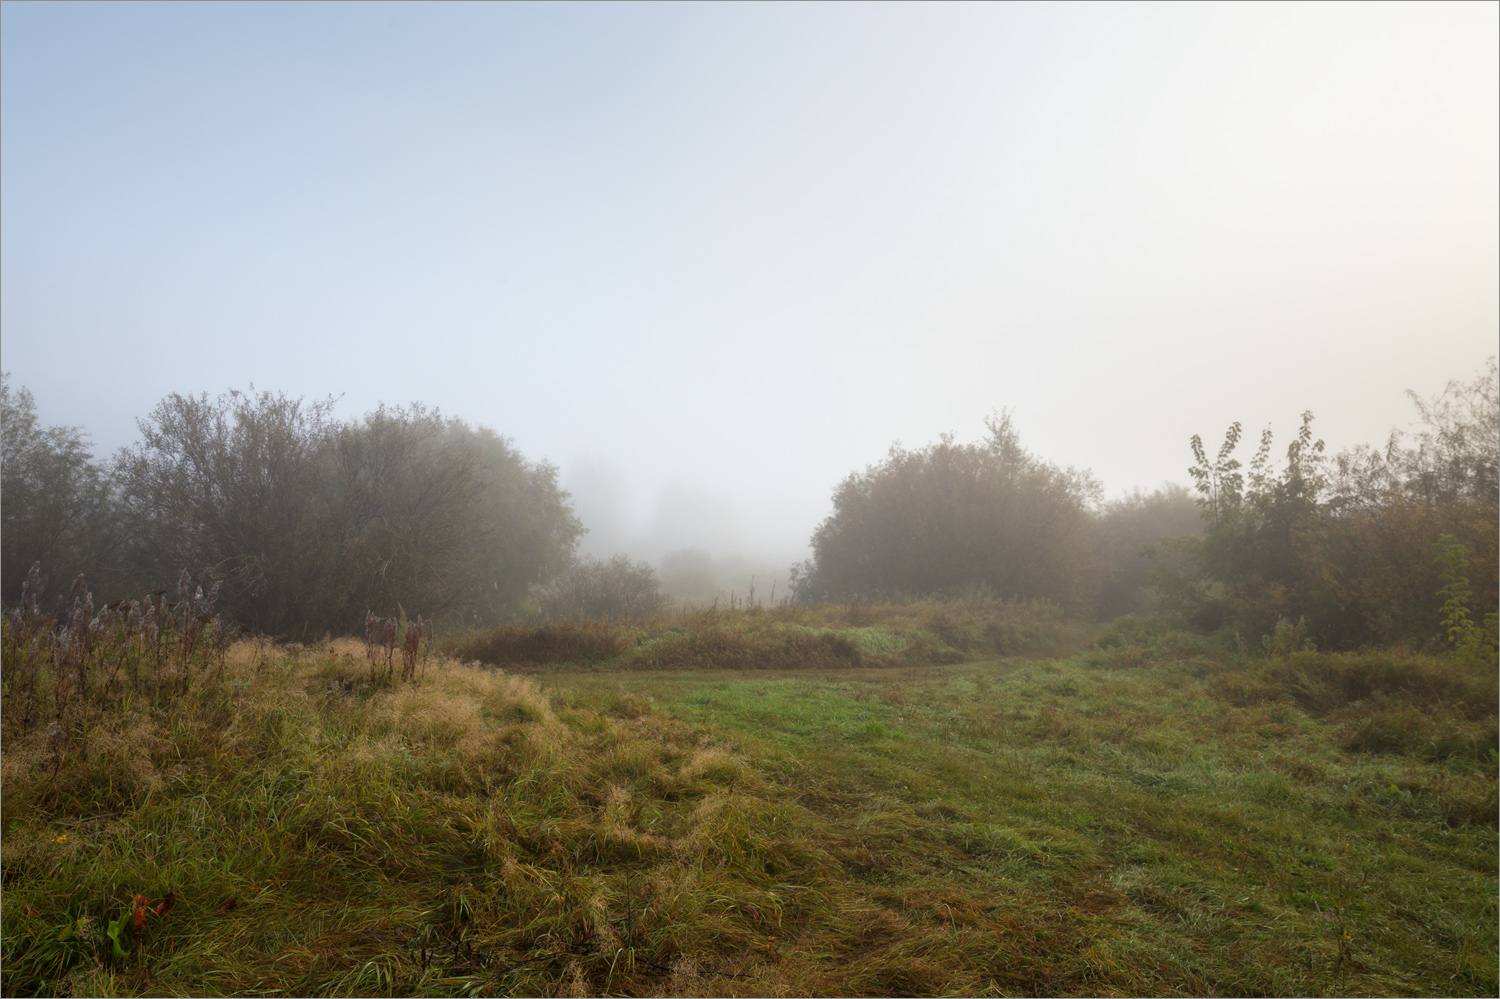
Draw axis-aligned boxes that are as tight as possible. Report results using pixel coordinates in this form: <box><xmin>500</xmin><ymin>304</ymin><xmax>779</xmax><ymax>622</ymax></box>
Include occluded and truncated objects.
<box><xmin>1</xmin><ymin>633</ymin><xmax>851</xmax><ymax>996</ymax></box>
<box><xmin>4</xmin><ymin>576</ymin><xmax>1493</xmax><ymax>997</ymax></box>
<box><xmin>445</xmin><ymin>595</ymin><xmax>1093</xmax><ymax>671</ymax></box>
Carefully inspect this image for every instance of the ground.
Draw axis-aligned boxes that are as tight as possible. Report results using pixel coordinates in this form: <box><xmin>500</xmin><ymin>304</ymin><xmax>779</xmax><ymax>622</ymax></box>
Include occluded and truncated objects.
<box><xmin>2</xmin><ymin>626</ymin><xmax>1495</xmax><ymax>996</ymax></box>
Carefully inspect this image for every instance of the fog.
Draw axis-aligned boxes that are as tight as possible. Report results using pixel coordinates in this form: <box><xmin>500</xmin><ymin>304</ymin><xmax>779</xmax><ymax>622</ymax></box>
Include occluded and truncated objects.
<box><xmin>3</xmin><ymin>2</ymin><xmax>1495</xmax><ymax>583</ymax></box>
<box><xmin>565</xmin><ymin>459</ymin><xmax>796</xmax><ymax>603</ymax></box>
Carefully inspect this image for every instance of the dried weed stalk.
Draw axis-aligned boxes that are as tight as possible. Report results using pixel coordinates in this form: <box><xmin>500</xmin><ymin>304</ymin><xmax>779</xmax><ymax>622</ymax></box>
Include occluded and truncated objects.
<box><xmin>1</xmin><ymin>562</ymin><xmax>231</xmax><ymax>739</ymax></box>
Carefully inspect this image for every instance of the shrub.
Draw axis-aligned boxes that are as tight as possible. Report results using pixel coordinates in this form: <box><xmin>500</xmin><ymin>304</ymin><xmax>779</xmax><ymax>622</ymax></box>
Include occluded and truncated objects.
<box><xmin>106</xmin><ymin>388</ymin><xmax>582</xmax><ymax>637</ymax></box>
<box><xmin>447</xmin><ymin>596</ymin><xmax>1094</xmax><ymax>672</ymax></box>
<box><xmin>1342</xmin><ymin>709</ymin><xmax>1498</xmax><ymax>761</ymax></box>
<box><xmin>1210</xmin><ymin>651</ymin><xmax>1497</xmax><ymax>719</ymax></box>
<box><xmin>632</xmin><ymin>624</ymin><xmax>863</xmax><ymax>671</ymax></box>
<box><xmin>447</xmin><ymin>620</ymin><xmax>633</xmax><ymax>666</ymax></box>
<box><xmin>539</xmin><ymin>554</ymin><xmax>667</xmax><ymax>622</ymax></box>
<box><xmin>1091</xmin><ymin>485</ymin><xmax>1202</xmax><ymax>618</ymax></box>
<box><xmin>0</xmin><ymin>377</ymin><xmax>121</xmax><ymax>607</ymax></box>
<box><xmin>792</xmin><ymin>412</ymin><xmax>1098</xmax><ymax>610</ymax></box>
<box><xmin>1164</xmin><ymin>361</ymin><xmax>1498</xmax><ymax>649</ymax></box>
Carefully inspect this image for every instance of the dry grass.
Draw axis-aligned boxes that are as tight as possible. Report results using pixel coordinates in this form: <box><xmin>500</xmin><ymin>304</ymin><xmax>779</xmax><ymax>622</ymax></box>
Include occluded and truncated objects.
<box><xmin>2</xmin><ymin>638</ymin><xmax>853</xmax><ymax>996</ymax></box>
<box><xmin>4</xmin><ymin>614</ymin><xmax>1494</xmax><ymax>997</ymax></box>
<box><xmin>444</xmin><ymin>597</ymin><xmax>1094</xmax><ymax>672</ymax></box>
<box><xmin>447</xmin><ymin>620</ymin><xmax>634</xmax><ymax>667</ymax></box>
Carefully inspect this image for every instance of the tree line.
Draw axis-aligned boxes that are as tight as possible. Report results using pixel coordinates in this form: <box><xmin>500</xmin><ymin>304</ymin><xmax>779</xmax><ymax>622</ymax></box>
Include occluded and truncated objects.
<box><xmin>1162</xmin><ymin>361</ymin><xmax>1498</xmax><ymax>650</ymax></box>
<box><xmin>792</xmin><ymin>362</ymin><xmax>1498</xmax><ymax>651</ymax></box>
<box><xmin>787</xmin><ymin>411</ymin><xmax>1201</xmax><ymax>617</ymax></box>
<box><xmin>1</xmin><ymin>383</ymin><xmax>583</xmax><ymax>638</ymax></box>
<box><xmin>5</xmin><ymin>361</ymin><xmax>1496</xmax><ymax>651</ymax></box>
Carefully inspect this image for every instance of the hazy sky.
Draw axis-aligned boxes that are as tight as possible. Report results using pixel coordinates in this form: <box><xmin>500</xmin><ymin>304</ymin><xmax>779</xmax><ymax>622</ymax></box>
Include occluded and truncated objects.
<box><xmin>3</xmin><ymin>1</ymin><xmax>1496</xmax><ymax>564</ymax></box>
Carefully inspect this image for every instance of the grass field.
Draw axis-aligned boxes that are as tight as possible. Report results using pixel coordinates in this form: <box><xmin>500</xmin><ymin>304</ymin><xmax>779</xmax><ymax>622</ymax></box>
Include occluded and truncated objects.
<box><xmin>2</xmin><ymin>613</ymin><xmax>1495</xmax><ymax>996</ymax></box>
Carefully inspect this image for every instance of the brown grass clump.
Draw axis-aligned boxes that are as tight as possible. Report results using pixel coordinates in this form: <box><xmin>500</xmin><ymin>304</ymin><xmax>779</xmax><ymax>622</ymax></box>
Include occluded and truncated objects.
<box><xmin>1</xmin><ymin>635</ymin><xmax>868</xmax><ymax>998</ymax></box>
<box><xmin>1211</xmin><ymin>649</ymin><xmax>1498</xmax><ymax>719</ymax></box>
<box><xmin>447</xmin><ymin>619</ymin><xmax>634</xmax><ymax>666</ymax></box>
<box><xmin>445</xmin><ymin>596</ymin><xmax>1092</xmax><ymax>673</ymax></box>
<box><xmin>632</xmin><ymin>623</ymin><xmax>864</xmax><ymax>671</ymax></box>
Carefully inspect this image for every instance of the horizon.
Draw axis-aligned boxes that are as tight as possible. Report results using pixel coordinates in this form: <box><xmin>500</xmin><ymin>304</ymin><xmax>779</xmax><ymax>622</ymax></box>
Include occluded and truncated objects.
<box><xmin>3</xmin><ymin>2</ymin><xmax>1496</xmax><ymax>569</ymax></box>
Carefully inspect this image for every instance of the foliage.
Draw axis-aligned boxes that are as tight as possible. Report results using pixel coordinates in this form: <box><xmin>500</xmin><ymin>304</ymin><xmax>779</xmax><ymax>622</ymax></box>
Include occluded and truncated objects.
<box><xmin>794</xmin><ymin>412</ymin><xmax>1100</xmax><ymax>610</ymax></box>
<box><xmin>0</xmin><ymin>376</ymin><xmax>121</xmax><ymax>607</ymax></box>
<box><xmin>1434</xmin><ymin>533</ymin><xmax>1500</xmax><ymax>663</ymax></box>
<box><xmin>448</xmin><ymin>619</ymin><xmax>634</xmax><ymax>666</ymax></box>
<box><xmin>1091</xmin><ymin>484</ymin><xmax>1201</xmax><ymax>619</ymax></box>
<box><xmin>109</xmin><ymin>389</ymin><xmax>582</xmax><ymax>637</ymax></box>
<box><xmin>113</xmin><ymin>388</ymin><xmax>341</xmax><ymax>634</ymax></box>
<box><xmin>1</xmin><ymin>561</ymin><xmax>235</xmax><ymax>738</ymax></box>
<box><xmin>2</xmin><ymin>382</ymin><xmax>581</xmax><ymax>638</ymax></box>
<box><xmin>538</xmin><ymin>553</ymin><xmax>667</xmax><ymax>622</ymax></box>
<box><xmin>1163</xmin><ymin>361</ymin><xmax>1499</xmax><ymax>650</ymax></box>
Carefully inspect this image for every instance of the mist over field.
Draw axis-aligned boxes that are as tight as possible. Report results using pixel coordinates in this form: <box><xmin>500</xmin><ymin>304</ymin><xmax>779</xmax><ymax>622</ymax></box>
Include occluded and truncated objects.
<box><xmin>2</xmin><ymin>9</ymin><xmax>1498</xmax><ymax>995</ymax></box>
<box><xmin>3</xmin><ymin>2</ymin><xmax>1496</xmax><ymax>591</ymax></box>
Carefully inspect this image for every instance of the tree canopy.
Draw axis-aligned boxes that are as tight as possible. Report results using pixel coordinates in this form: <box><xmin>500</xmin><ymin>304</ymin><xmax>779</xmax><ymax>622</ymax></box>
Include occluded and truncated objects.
<box><xmin>3</xmin><ymin>383</ymin><xmax>583</xmax><ymax>637</ymax></box>
<box><xmin>792</xmin><ymin>413</ymin><xmax>1101</xmax><ymax>610</ymax></box>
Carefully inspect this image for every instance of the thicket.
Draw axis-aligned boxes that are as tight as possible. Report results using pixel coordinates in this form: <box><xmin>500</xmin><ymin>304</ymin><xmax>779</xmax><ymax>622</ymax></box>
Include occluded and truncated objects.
<box><xmin>538</xmin><ymin>554</ymin><xmax>668</xmax><ymax>622</ymax></box>
<box><xmin>1090</xmin><ymin>483</ymin><xmax>1201</xmax><ymax>619</ymax></box>
<box><xmin>5</xmin><ymin>363</ymin><xmax>1495</xmax><ymax>656</ymax></box>
<box><xmin>791</xmin><ymin>413</ymin><xmax>1104</xmax><ymax>611</ymax></box>
<box><xmin>1160</xmin><ymin>360</ymin><xmax>1498</xmax><ymax>650</ymax></box>
<box><xmin>1</xmin><ymin>381</ymin><xmax>582</xmax><ymax>638</ymax></box>
<box><xmin>0</xmin><ymin>381</ymin><xmax>123</xmax><ymax>604</ymax></box>
<box><xmin>790</xmin><ymin>413</ymin><xmax>1202</xmax><ymax>618</ymax></box>
<box><xmin>791</xmin><ymin>364</ymin><xmax>1498</xmax><ymax>653</ymax></box>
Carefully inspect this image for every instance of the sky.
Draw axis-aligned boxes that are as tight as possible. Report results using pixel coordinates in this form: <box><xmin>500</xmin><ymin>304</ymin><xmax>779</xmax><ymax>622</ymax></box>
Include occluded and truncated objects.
<box><xmin>3</xmin><ymin>1</ymin><xmax>1496</xmax><ymax>569</ymax></box>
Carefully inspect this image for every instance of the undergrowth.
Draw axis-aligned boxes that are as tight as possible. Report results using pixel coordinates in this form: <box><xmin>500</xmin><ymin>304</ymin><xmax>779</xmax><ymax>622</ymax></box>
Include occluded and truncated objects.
<box><xmin>444</xmin><ymin>597</ymin><xmax>1091</xmax><ymax>672</ymax></box>
<box><xmin>2</xmin><ymin>638</ymin><xmax>843</xmax><ymax>996</ymax></box>
<box><xmin>3</xmin><ymin>596</ymin><xmax>1494</xmax><ymax>997</ymax></box>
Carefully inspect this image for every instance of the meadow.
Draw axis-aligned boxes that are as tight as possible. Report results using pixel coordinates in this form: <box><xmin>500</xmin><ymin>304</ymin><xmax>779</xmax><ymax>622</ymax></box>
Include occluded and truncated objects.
<box><xmin>2</xmin><ymin>603</ymin><xmax>1495</xmax><ymax>997</ymax></box>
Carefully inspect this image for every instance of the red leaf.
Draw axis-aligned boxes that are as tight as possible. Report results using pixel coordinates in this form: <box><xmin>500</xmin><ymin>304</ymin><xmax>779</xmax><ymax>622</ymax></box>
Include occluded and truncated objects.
<box><xmin>133</xmin><ymin>894</ymin><xmax>152</xmax><ymax>930</ymax></box>
<box><xmin>154</xmin><ymin>892</ymin><xmax>177</xmax><ymax>917</ymax></box>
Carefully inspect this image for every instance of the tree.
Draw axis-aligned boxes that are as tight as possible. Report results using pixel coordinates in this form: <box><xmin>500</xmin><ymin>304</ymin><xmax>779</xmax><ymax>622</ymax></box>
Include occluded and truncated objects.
<box><xmin>1092</xmin><ymin>484</ymin><xmax>1201</xmax><ymax>619</ymax></box>
<box><xmin>793</xmin><ymin>413</ymin><xmax>1099</xmax><ymax>609</ymax></box>
<box><xmin>1</xmin><ymin>375</ymin><xmax>120</xmax><ymax>607</ymax></box>
<box><xmin>113</xmin><ymin>388</ymin><xmax>340</xmax><ymax>633</ymax></box>
<box><xmin>539</xmin><ymin>554</ymin><xmax>666</xmax><ymax>621</ymax></box>
<box><xmin>112</xmin><ymin>389</ymin><xmax>583</xmax><ymax>636</ymax></box>
<box><xmin>1167</xmin><ymin>360</ymin><xmax>1498</xmax><ymax>648</ymax></box>
<box><xmin>323</xmin><ymin>411</ymin><xmax>583</xmax><ymax>627</ymax></box>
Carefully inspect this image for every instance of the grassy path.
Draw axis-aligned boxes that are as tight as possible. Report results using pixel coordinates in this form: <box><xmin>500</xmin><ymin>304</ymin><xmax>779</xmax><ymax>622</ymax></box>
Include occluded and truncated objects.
<box><xmin>3</xmin><ymin>634</ymin><xmax>1494</xmax><ymax>996</ymax></box>
<box><xmin>540</xmin><ymin>648</ymin><xmax>1497</xmax><ymax>996</ymax></box>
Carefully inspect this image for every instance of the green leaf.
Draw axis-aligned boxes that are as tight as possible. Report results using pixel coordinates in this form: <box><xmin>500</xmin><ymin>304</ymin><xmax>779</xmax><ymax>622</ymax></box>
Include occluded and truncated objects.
<box><xmin>106</xmin><ymin>915</ymin><xmax>130</xmax><ymax>958</ymax></box>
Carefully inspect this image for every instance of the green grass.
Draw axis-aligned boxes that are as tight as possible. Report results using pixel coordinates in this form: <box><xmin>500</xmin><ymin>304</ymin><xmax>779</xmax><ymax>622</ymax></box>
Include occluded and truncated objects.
<box><xmin>539</xmin><ymin>640</ymin><xmax>1497</xmax><ymax>996</ymax></box>
<box><xmin>443</xmin><ymin>595</ymin><xmax>1092</xmax><ymax>673</ymax></box>
<box><xmin>3</xmin><ymin>621</ymin><xmax>1495</xmax><ymax>996</ymax></box>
